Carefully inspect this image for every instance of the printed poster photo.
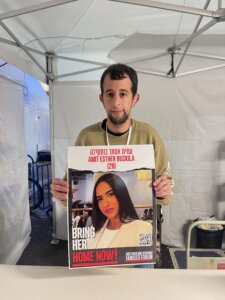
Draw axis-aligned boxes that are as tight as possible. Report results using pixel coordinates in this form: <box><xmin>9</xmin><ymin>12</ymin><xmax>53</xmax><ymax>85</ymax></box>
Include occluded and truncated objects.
<box><xmin>67</xmin><ymin>145</ymin><xmax>157</xmax><ymax>268</ymax></box>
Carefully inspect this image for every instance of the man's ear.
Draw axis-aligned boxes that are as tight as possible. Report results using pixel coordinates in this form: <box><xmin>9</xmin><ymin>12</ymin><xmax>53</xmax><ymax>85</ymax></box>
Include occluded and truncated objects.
<box><xmin>132</xmin><ymin>93</ymin><xmax>140</xmax><ymax>107</ymax></box>
<box><xmin>99</xmin><ymin>94</ymin><xmax>103</xmax><ymax>104</ymax></box>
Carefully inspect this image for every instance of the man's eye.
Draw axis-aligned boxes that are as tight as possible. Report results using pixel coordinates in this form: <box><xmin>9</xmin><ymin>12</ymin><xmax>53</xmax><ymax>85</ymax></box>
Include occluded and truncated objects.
<box><xmin>120</xmin><ymin>93</ymin><xmax>126</xmax><ymax>97</ymax></box>
<box><xmin>106</xmin><ymin>92</ymin><xmax>113</xmax><ymax>97</ymax></box>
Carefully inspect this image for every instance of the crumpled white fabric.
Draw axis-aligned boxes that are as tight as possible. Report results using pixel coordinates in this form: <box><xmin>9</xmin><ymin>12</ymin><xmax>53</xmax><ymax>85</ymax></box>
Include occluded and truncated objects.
<box><xmin>0</xmin><ymin>77</ymin><xmax>31</xmax><ymax>264</ymax></box>
<box><xmin>0</xmin><ymin>154</ymin><xmax>31</xmax><ymax>264</ymax></box>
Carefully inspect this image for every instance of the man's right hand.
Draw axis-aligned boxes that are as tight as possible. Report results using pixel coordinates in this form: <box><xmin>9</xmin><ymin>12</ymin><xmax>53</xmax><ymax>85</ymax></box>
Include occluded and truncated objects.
<box><xmin>50</xmin><ymin>178</ymin><xmax>68</xmax><ymax>201</ymax></box>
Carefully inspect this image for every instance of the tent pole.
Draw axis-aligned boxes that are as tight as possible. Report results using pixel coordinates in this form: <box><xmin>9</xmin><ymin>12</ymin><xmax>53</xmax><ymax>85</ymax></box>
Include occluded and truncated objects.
<box><xmin>183</xmin><ymin>51</ymin><xmax>225</xmax><ymax>61</ymax></box>
<box><xmin>174</xmin><ymin>0</ymin><xmax>211</xmax><ymax>75</ymax></box>
<box><xmin>166</xmin><ymin>18</ymin><xmax>217</xmax><ymax>77</ymax></box>
<box><xmin>135</xmin><ymin>68</ymin><xmax>168</xmax><ymax>77</ymax></box>
<box><xmin>56</xmin><ymin>55</ymin><xmax>108</xmax><ymax>67</ymax></box>
<box><xmin>171</xmin><ymin>19</ymin><xmax>218</xmax><ymax>53</ymax></box>
<box><xmin>111</xmin><ymin>0</ymin><xmax>221</xmax><ymax>18</ymax></box>
<box><xmin>0</xmin><ymin>0</ymin><xmax>78</xmax><ymax>20</ymax></box>
<box><xmin>0</xmin><ymin>20</ymin><xmax>51</xmax><ymax>80</ymax></box>
<box><xmin>49</xmin><ymin>76</ymin><xmax>59</xmax><ymax>242</ymax></box>
<box><xmin>0</xmin><ymin>37</ymin><xmax>46</xmax><ymax>56</ymax></box>
<box><xmin>55</xmin><ymin>65</ymin><xmax>107</xmax><ymax>79</ymax></box>
<box><xmin>46</xmin><ymin>53</ymin><xmax>59</xmax><ymax>243</ymax></box>
<box><xmin>46</xmin><ymin>54</ymin><xmax>55</xmax><ymax>174</ymax></box>
<box><xmin>177</xmin><ymin>63</ymin><xmax>225</xmax><ymax>77</ymax></box>
<box><xmin>122</xmin><ymin>51</ymin><xmax>168</xmax><ymax>65</ymax></box>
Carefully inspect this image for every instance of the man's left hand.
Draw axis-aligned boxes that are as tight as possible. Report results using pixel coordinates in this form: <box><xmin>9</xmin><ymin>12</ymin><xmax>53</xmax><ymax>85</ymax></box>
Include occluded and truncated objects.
<box><xmin>153</xmin><ymin>175</ymin><xmax>172</xmax><ymax>199</ymax></box>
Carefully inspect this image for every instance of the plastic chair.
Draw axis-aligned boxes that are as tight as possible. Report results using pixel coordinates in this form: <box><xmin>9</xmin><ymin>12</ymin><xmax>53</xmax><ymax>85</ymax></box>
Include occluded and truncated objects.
<box><xmin>186</xmin><ymin>220</ymin><xmax>225</xmax><ymax>269</ymax></box>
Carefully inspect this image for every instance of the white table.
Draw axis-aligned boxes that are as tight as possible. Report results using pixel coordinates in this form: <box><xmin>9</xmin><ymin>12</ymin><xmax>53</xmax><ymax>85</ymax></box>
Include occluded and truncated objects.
<box><xmin>0</xmin><ymin>265</ymin><xmax>224</xmax><ymax>300</ymax></box>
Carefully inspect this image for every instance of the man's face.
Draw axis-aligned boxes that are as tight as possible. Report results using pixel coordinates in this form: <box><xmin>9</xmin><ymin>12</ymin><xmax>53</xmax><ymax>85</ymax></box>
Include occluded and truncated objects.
<box><xmin>99</xmin><ymin>74</ymin><xmax>139</xmax><ymax>126</ymax></box>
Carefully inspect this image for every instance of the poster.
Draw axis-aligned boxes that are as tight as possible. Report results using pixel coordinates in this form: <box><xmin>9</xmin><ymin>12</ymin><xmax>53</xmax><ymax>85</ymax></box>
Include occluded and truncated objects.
<box><xmin>67</xmin><ymin>145</ymin><xmax>157</xmax><ymax>268</ymax></box>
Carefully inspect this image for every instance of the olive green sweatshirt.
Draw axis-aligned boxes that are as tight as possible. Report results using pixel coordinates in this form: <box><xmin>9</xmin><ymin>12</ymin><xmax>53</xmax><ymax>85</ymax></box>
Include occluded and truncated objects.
<box><xmin>75</xmin><ymin>119</ymin><xmax>172</xmax><ymax>205</ymax></box>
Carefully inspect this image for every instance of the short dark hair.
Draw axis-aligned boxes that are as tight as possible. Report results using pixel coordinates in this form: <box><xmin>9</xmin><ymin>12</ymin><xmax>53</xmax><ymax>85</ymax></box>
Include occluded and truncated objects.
<box><xmin>92</xmin><ymin>172</ymin><xmax>139</xmax><ymax>232</ymax></box>
<box><xmin>100</xmin><ymin>63</ymin><xmax>138</xmax><ymax>97</ymax></box>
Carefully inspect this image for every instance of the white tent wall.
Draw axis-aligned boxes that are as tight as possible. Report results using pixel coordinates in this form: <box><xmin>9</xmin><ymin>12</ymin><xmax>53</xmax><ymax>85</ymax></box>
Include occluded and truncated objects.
<box><xmin>24</xmin><ymin>106</ymin><xmax>50</xmax><ymax>160</ymax></box>
<box><xmin>137</xmin><ymin>69</ymin><xmax>225</xmax><ymax>246</ymax></box>
<box><xmin>0</xmin><ymin>76</ymin><xmax>31</xmax><ymax>264</ymax></box>
<box><xmin>52</xmin><ymin>81</ymin><xmax>105</xmax><ymax>179</ymax></box>
<box><xmin>52</xmin><ymin>68</ymin><xmax>225</xmax><ymax>247</ymax></box>
<box><xmin>0</xmin><ymin>60</ymin><xmax>50</xmax><ymax>263</ymax></box>
<box><xmin>0</xmin><ymin>60</ymin><xmax>50</xmax><ymax>161</ymax></box>
<box><xmin>23</xmin><ymin>73</ymin><xmax>50</xmax><ymax>161</ymax></box>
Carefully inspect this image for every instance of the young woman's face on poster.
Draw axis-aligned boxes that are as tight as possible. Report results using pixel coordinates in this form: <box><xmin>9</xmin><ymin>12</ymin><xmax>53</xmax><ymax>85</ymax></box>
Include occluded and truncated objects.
<box><xmin>96</xmin><ymin>181</ymin><xmax>120</xmax><ymax>220</ymax></box>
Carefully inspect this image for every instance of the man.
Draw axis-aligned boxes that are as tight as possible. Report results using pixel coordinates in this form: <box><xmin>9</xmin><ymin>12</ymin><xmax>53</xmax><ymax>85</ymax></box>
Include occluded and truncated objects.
<box><xmin>51</xmin><ymin>63</ymin><xmax>173</xmax><ymax>204</ymax></box>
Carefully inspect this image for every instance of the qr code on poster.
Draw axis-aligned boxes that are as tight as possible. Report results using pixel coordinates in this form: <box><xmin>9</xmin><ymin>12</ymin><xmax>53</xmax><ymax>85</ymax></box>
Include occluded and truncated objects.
<box><xmin>139</xmin><ymin>233</ymin><xmax>152</xmax><ymax>246</ymax></box>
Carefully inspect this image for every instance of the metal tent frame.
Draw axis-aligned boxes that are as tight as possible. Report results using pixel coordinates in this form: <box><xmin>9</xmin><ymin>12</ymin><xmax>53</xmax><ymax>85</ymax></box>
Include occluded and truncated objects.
<box><xmin>0</xmin><ymin>0</ymin><xmax>225</xmax><ymax>81</ymax></box>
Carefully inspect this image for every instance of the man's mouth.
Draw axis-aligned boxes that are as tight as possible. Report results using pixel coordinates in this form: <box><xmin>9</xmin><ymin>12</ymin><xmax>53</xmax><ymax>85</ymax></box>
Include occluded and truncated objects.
<box><xmin>112</xmin><ymin>110</ymin><xmax>122</xmax><ymax>114</ymax></box>
<box><xmin>111</xmin><ymin>110</ymin><xmax>123</xmax><ymax>117</ymax></box>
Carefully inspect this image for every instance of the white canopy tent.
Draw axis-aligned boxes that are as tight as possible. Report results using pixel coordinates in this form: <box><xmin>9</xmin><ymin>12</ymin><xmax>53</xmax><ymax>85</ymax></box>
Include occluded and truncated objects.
<box><xmin>1</xmin><ymin>0</ymin><xmax>225</xmax><ymax>261</ymax></box>
<box><xmin>1</xmin><ymin>0</ymin><xmax>225</xmax><ymax>80</ymax></box>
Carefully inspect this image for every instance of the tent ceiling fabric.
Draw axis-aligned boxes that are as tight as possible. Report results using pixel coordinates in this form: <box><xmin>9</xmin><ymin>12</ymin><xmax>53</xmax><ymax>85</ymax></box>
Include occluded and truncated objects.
<box><xmin>0</xmin><ymin>0</ymin><xmax>225</xmax><ymax>81</ymax></box>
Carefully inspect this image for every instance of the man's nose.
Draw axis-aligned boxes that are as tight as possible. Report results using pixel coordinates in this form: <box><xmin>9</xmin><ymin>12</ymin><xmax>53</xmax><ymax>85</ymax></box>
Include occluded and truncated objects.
<box><xmin>112</xmin><ymin>93</ymin><xmax>121</xmax><ymax>105</ymax></box>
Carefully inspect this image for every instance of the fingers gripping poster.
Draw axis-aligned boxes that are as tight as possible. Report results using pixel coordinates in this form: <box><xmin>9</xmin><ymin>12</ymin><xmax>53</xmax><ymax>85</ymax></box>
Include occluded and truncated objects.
<box><xmin>67</xmin><ymin>145</ymin><xmax>156</xmax><ymax>268</ymax></box>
